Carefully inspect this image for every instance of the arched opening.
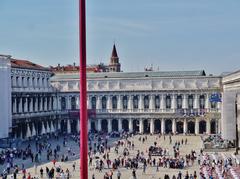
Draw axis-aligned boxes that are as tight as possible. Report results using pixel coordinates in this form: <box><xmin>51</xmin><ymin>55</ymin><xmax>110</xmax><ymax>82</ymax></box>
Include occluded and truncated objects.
<box><xmin>21</xmin><ymin>123</ymin><xmax>27</xmax><ymax>138</ymax></box>
<box><xmin>155</xmin><ymin>96</ymin><xmax>160</xmax><ymax>109</ymax></box>
<box><xmin>133</xmin><ymin>96</ymin><xmax>138</xmax><ymax>109</ymax></box>
<box><xmin>176</xmin><ymin>121</ymin><xmax>183</xmax><ymax>134</ymax></box>
<box><xmin>143</xmin><ymin>119</ymin><xmax>150</xmax><ymax>133</ymax></box>
<box><xmin>144</xmin><ymin>96</ymin><xmax>149</xmax><ymax>109</ymax></box>
<box><xmin>122</xmin><ymin>119</ymin><xmax>129</xmax><ymax>132</ymax></box>
<box><xmin>177</xmin><ymin>95</ymin><xmax>182</xmax><ymax>109</ymax></box>
<box><xmin>112</xmin><ymin>119</ymin><xmax>118</xmax><ymax>132</ymax></box>
<box><xmin>91</xmin><ymin>121</ymin><xmax>96</xmax><ymax>132</ymax></box>
<box><xmin>71</xmin><ymin>97</ymin><xmax>76</xmax><ymax>110</ymax></box>
<box><xmin>71</xmin><ymin>120</ymin><xmax>77</xmax><ymax>134</ymax></box>
<box><xmin>211</xmin><ymin>120</ymin><xmax>217</xmax><ymax>134</ymax></box>
<box><xmin>102</xmin><ymin>96</ymin><xmax>107</xmax><ymax>110</ymax></box>
<box><xmin>165</xmin><ymin>119</ymin><xmax>172</xmax><ymax>134</ymax></box>
<box><xmin>187</xmin><ymin>121</ymin><xmax>195</xmax><ymax>134</ymax></box>
<box><xmin>61</xmin><ymin>97</ymin><xmax>66</xmax><ymax>110</ymax></box>
<box><xmin>154</xmin><ymin>119</ymin><xmax>161</xmax><ymax>133</ymax></box>
<box><xmin>61</xmin><ymin>120</ymin><xmax>67</xmax><ymax>133</ymax></box>
<box><xmin>188</xmin><ymin>95</ymin><xmax>194</xmax><ymax>109</ymax></box>
<box><xmin>166</xmin><ymin>96</ymin><xmax>171</xmax><ymax>109</ymax></box>
<box><xmin>112</xmin><ymin>96</ymin><xmax>117</xmax><ymax>110</ymax></box>
<box><xmin>91</xmin><ymin>96</ymin><xmax>96</xmax><ymax>109</ymax></box>
<box><xmin>122</xmin><ymin>96</ymin><xmax>128</xmax><ymax>110</ymax></box>
<box><xmin>199</xmin><ymin>95</ymin><xmax>205</xmax><ymax>109</ymax></box>
<box><xmin>101</xmin><ymin>119</ymin><xmax>108</xmax><ymax>133</ymax></box>
<box><xmin>199</xmin><ymin>120</ymin><xmax>206</xmax><ymax>134</ymax></box>
<box><xmin>133</xmin><ymin>119</ymin><xmax>139</xmax><ymax>133</ymax></box>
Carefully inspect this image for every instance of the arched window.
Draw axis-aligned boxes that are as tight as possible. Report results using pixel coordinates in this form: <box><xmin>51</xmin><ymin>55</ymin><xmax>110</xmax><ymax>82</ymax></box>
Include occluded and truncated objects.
<box><xmin>61</xmin><ymin>97</ymin><xmax>66</xmax><ymax>110</ymax></box>
<box><xmin>112</xmin><ymin>96</ymin><xmax>117</xmax><ymax>109</ymax></box>
<box><xmin>177</xmin><ymin>95</ymin><xmax>182</xmax><ymax>109</ymax></box>
<box><xmin>16</xmin><ymin>76</ymin><xmax>19</xmax><ymax>87</ymax></box>
<box><xmin>211</xmin><ymin>102</ymin><xmax>217</xmax><ymax>109</ymax></box>
<box><xmin>71</xmin><ymin>97</ymin><xmax>76</xmax><ymax>110</ymax></box>
<box><xmin>144</xmin><ymin>96</ymin><xmax>149</xmax><ymax>109</ymax></box>
<box><xmin>155</xmin><ymin>96</ymin><xmax>160</xmax><ymax>109</ymax></box>
<box><xmin>188</xmin><ymin>95</ymin><xmax>193</xmax><ymax>109</ymax></box>
<box><xmin>133</xmin><ymin>96</ymin><xmax>138</xmax><ymax>109</ymax></box>
<box><xmin>166</xmin><ymin>95</ymin><xmax>171</xmax><ymax>109</ymax></box>
<box><xmin>199</xmin><ymin>95</ymin><xmax>205</xmax><ymax>109</ymax></box>
<box><xmin>27</xmin><ymin>77</ymin><xmax>30</xmax><ymax>87</ymax></box>
<box><xmin>91</xmin><ymin>97</ymin><xmax>96</xmax><ymax>109</ymax></box>
<box><xmin>102</xmin><ymin>96</ymin><xmax>107</xmax><ymax>109</ymax></box>
<box><xmin>123</xmin><ymin>96</ymin><xmax>128</xmax><ymax>109</ymax></box>
<box><xmin>32</xmin><ymin>77</ymin><xmax>35</xmax><ymax>87</ymax></box>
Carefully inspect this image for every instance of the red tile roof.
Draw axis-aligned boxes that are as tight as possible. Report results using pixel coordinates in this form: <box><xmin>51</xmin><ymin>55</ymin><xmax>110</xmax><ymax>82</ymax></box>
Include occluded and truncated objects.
<box><xmin>10</xmin><ymin>58</ymin><xmax>49</xmax><ymax>71</ymax></box>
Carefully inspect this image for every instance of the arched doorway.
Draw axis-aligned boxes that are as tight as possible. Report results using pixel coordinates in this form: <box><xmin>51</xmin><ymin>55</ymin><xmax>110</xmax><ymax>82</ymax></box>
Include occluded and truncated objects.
<box><xmin>211</xmin><ymin>120</ymin><xmax>217</xmax><ymax>134</ymax></box>
<box><xmin>143</xmin><ymin>119</ymin><xmax>150</xmax><ymax>133</ymax></box>
<box><xmin>154</xmin><ymin>119</ymin><xmax>161</xmax><ymax>133</ymax></box>
<box><xmin>199</xmin><ymin>120</ymin><xmax>206</xmax><ymax>134</ymax></box>
<box><xmin>91</xmin><ymin>121</ymin><xmax>96</xmax><ymax>132</ymax></box>
<box><xmin>71</xmin><ymin>120</ymin><xmax>78</xmax><ymax>134</ymax></box>
<box><xmin>165</xmin><ymin>119</ymin><xmax>172</xmax><ymax>134</ymax></box>
<box><xmin>176</xmin><ymin>121</ymin><xmax>183</xmax><ymax>134</ymax></box>
<box><xmin>133</xmin><ymin>119</ymin><xmax>139</xmax><ymax>133</ymax></box>
<box><xmin>112</xmin><ymin>119</ymin><xmax>118</xmax><ymax>132</ymax></box>
<box><xmin>187</xmin><ymin>121</ymin><xmax>195</xmax><ymax>134</ymax></box>
<box><xmin>122</xmin><ymin>119</ymin><xmax>129</xmax><ymax>132</ymax></box>
<box><xmin>101</xmin><ymin>119</ymin><xmax>108</xmax><ymax>133</ymax></box>
<box><xmin>61</xmin><ymin>120</ymin><xmax>67</xmax><ymax>133</ymax></box>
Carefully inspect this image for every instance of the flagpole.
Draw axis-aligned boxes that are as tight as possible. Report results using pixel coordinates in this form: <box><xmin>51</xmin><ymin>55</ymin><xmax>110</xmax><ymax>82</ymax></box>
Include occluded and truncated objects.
<box><xmin>79</xmin><ymin>0</ymin><xmax>88</xmax><ymax>178</ymax></box>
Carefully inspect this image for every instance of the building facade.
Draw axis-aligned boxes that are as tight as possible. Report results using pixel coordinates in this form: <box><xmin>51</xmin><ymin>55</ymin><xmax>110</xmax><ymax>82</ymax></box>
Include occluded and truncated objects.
<box><xmin>51</xmin><ymin>71</ymin><xmax>222</xmax><ymax>136</ymax></box>
<box><xmin>0</xmin><ymin>46</ymin><xmax>234</xmax><ymax>142</ymax></box>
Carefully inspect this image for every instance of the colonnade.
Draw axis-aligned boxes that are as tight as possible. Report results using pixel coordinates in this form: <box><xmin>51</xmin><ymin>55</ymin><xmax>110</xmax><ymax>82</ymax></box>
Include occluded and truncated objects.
<box><xmin>91</xmin><ymin>118</ymin><xmax>219</xmax><ymax>135</ymax></box>
<box><xmin>12</xmin><ymin>95</ymin><xmax>58</xmax><ymax>114</ymax></box>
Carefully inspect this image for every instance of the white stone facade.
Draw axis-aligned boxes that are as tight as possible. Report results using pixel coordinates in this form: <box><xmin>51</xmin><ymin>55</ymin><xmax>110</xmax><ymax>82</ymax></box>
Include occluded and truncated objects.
<box><xmin>0</xmin><ymin>55</ymin><xmax>12</xmax><ymax>138</ymax></box>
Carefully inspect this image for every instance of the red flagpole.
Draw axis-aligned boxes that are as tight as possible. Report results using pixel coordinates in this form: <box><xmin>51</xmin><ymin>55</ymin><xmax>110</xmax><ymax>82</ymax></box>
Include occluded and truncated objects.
<box><xmin>79</xmin><ymin>0</ymin><xmax>88</xmax><ymax>179</ymax></box>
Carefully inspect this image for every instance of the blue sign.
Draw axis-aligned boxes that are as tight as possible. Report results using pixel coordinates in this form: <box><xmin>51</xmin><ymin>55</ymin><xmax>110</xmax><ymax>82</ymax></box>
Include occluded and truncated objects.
<box><xmin>209</xmin><ymin>93</ymin><xmax>221</xmax><ymax>102</ymax></box>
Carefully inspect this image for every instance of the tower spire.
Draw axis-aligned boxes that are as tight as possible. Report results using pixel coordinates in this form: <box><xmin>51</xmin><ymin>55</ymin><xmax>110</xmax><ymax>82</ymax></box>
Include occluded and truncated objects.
<box><xmin>109</xmin><ymin>44</ymin><xmax>121</xmax><ymax>72</ymax></box>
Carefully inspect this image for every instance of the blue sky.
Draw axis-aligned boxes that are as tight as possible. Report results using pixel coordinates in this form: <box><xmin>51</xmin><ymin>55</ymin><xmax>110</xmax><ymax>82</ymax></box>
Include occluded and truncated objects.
<box><xmin>0</xmin><ymin>0</ymin><xmax>240</xmax><ymax>75</ymax></box>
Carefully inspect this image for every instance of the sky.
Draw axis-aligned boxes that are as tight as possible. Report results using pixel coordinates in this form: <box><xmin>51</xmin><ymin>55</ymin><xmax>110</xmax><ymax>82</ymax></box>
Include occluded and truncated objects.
<box><xmin>0</xmin><ymin>0</ymin><xmax>240</xmax><ymax>75</ymax></box>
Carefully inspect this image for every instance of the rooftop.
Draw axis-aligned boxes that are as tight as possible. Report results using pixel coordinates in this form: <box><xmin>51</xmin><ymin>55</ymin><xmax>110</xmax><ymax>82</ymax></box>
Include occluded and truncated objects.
<box><xmin>11</xmin><ymin>58</ymin><xmax>49</xmax><ymax>71</ymax></box>
<box><xmin>51</xmin><ymin>70</ymin><xmax>211</xmax><ymax>80</ymax></box>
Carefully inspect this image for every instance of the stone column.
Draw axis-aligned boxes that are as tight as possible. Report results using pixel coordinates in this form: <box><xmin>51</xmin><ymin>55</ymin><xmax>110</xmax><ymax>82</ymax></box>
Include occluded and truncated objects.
<box><xmin>51</xmin><ymin>121</ymin><xmax>55</xmax><ymax>133</ymax></box>
<box><xmin>182</xmin><ymin>94</ymin><xmax>188</xmax><ymax>114</ymax></box>
<box><xmin>97</xmin><ymin>119</ymin><xmax>102</xmax><ymax>131</ymax></box>
<box><xmin>88</xmin><ymin>120</ymin><xmax>91</xmax><ymax>132</ymax></box>
<box><xmin>139</xmin><ymin>119</ymin><xmax>143</xmax><ymax>133</ymax></box>
<box><xmin>161</xmin><ymin>119</ymin><xmax>165</xmax><ymax>134</ymax></box>
<box><xmin>172</xmin><ymin>119</ymin><xmax>176</xmax><ymax>134</ymax></box>
<box><xmin>35</xmin><ymin>97</ymin><xmax>38</xmax><ymax>112</ymax></box>
<box><xmin>44</xmin><ymin>97</ymin><xmax>48</xmax><ymax>111</ymax></box>
<box><xmin>138</xmin><ymin>94</ymin><xmax>144</xmax><ymax>111</ymax></box>
<box><xmin>52</xmin><ymin>96</ymin><xmax>57</xmax><ymax>111</ymax></box>
<box><xmin>13</xmin><ymin>98</ymin><xmax>17</xmax><ymax>113</ymax></box>
<box><xmin>26</xmin><ymin>123</ymin><xmax>31</xmax><ymax>138</ymax></box>
<box><xmin>129</xmin><ymin>118</ymin><xmax>133</xmax><ymax>132</ymax></box>
<box><xmin>195</xmin><ymin>118</ymin><xmax>199</xmax><ymax>135</ymax></box>
<box><xmin>194</xmin><ymin>94</ymin><xmax>199</xmax><ymax>109</ymax></box>
<box><xmin>183</xmin><ymin>118</ymin><xmax>187</xmax><ymax>134</ymax></box>
<box><xmin>77</xmin><ymin>120</ymin><xmax>80</xmax><ymax>133</ymax></box>
<box><xmin>96</xmin><ymin>96</ymin><xmax>102</xmax><ymax>111</ymax></box>
<box><xmin>46</xmin><ymin>121</ymin><xmax>50</xmax><ymax>133</ymax></box>
<box><xmin>117</xmin><ymin>95</ymin><xmax>123</xmax><ymax>112</ymax></box>
<box><xmin>150</xmin><ymin>118</ymin><xmax>154</xmax><ymax>134</ymax></box>
<box><xmin>107</xmin><ymin>96</ymin><xmax>112</xmax><ymax>112</ymax></box>
<box><xmin>171</xmin><ymin>94</ymin><xmax>177</xmax><ymax>112</ymax></box>
<box><xmin>118</xmin><ymin>119</ymin><xmax>122</xmax><ymax>132</ymax></box>
<box><xmin>24</xmin><ymin>97</ymin><xmax>28</xmax><ymax>113</ymax></box>
<box><xmin>41</xmin><ymin>121</ymin><xmax>46</xmax><ymax>134</ymax></box>
<box><xmin>32</xmin><ymin>123</ymin><xmax>36</xmax><ymax>136</ymax></box>
<box><xmin>49</xmin><ymin>97</ymin><xmax>52</xmax><ymax>111</ymax></box>
<box><xmin>108</xmin><ymin>119</ymin><xmax>112</xmax><ymax>133</ymax></box>
<box><xmin>19</xmin><ymin>97</ymin><xmax>23</xmax><ymax>113</ymax></box>
<box><xmin>160</xmin><ymin>94</ymin><xmax>166</xmax><ymax>112</ymax></box>
<box><xmin>207</xmin><ymin>120</ymin><xmax>211</xmax><ymax>134</ymax></box>
<box><xmin>87</xmin><ymin>96</ymin><xmax>92</xmax><ymax>110</ymax></box>
<box><xmin>67</xmin><ymin>120</ymin><xmax>71</xmax><ymax>134</ymax></box>
<box><xmin>149</xmin><ymin>95</ymin><xmax>155</xmax><ymax>112</ymax></box>
<box><xmin>29</xmin><ymin>98</ymin><xmax>33</xmax><ymax>112</ymax></box>
<box><xmin>127</xmin><ymin>95</ymin><xmax>133</xmax><ymax>111</ymax></box>
<box><xmin>205</xmin><ymin>93</ymin><xmax>210</xmax><ymax>112</ymax></box>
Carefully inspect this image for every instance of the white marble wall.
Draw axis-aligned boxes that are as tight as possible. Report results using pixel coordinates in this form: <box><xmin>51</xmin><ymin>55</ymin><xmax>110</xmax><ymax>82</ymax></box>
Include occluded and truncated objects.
<box><xmin>0</xmin><ymin>55</ymin><xmax>12</xmax><ymax>138</ymax></box>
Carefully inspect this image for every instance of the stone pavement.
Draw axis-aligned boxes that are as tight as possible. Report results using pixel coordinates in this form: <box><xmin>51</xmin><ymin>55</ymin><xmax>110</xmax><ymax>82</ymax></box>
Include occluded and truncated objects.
<box><xmin>5</xmin><ymin>134</ymin><xmax>240</xmax><ymax>179</ymax></box>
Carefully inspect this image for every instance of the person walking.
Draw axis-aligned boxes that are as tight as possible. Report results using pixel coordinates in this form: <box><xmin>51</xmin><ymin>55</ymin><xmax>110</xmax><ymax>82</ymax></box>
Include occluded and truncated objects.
<box><xmin>117</xmin><ymin>170</ymin><xmax>121</xmax><ymax>179</ymax></box>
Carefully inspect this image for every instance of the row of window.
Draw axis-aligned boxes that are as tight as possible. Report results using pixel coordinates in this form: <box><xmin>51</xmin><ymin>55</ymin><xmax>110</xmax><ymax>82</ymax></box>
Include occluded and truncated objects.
<box><xmin>60</xmin><ymin>95</ymin><xmax>218</xmax><ymax>110</ymax></box>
